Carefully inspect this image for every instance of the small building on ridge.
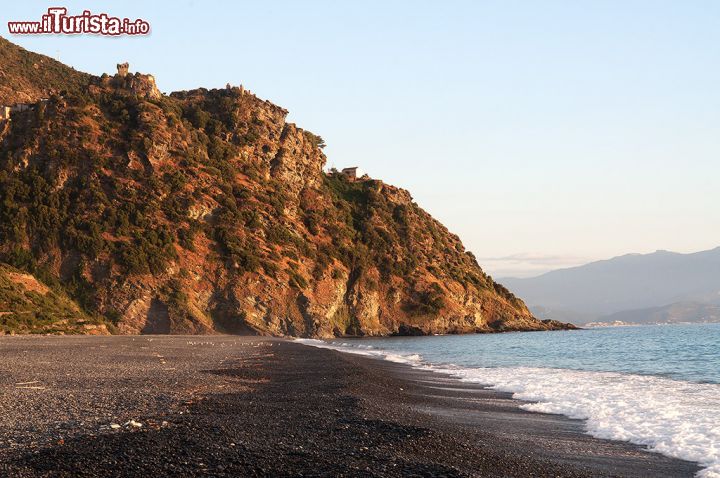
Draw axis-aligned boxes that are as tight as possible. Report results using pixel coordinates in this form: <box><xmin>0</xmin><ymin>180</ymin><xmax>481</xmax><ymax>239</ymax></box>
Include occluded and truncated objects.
<box><xmin>341</xmin><ymin>167</ymin><xmax>362</xmax><ymax>180</ymax></box>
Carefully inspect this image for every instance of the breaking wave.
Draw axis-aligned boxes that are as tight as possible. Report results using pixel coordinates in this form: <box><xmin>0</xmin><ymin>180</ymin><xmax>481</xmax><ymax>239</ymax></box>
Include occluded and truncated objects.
<box><xmin>296</xmin><ymin>337</ymin><xmax>720</xmax><ymax>477</ymax></box>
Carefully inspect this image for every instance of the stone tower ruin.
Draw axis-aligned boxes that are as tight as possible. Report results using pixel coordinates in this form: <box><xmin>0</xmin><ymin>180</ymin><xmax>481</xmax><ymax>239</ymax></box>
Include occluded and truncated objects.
<box><xmin>117</xmin><ymin>62</ymin><xmax>129</xmax><ymax>77</ymax></box>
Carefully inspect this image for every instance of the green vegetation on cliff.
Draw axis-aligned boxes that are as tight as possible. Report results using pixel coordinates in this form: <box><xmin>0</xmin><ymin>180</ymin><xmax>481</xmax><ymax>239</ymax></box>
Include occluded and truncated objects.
<box><xmin>0</xmin><ymin>37</ymin><xmax>572</xmax><ymax>337</ymax></box>
<box><xmin>0</xmin><ymin>36</ymin><xmax>90</xmax><ymax>105</ymax></box>
<box><xmin>0</xmin><ymin>262</ymin><xmax>109</xmax><ymax>335</ymax></box>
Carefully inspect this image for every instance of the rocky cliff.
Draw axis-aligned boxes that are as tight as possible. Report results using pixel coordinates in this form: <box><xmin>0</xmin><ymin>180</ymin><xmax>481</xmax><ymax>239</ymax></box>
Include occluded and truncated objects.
<box><xmin>0</xmin><ymin>37</ymin><xmax>573</xmax><ymax>336</ymax></box>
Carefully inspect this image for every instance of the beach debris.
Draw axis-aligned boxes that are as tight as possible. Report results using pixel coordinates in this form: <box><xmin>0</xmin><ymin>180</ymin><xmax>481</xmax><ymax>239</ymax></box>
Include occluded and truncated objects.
<box><xmin>15</xmin><ymin>380</ymin><xmax>45</xmax><ymax>389</ymax></box>
<box><xmin>124</xmin><ymin>420</ymin><xmax>143</xmax><ymax>428</ymax></box>
<box><xmin>110</xmin><ymin>423</ymin><xmax>121</xmax><ymax>430</ymax></box>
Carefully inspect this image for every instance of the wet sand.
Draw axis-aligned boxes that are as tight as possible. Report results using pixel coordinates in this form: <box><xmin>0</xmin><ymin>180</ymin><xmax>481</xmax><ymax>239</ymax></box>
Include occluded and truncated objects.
<box><xmin>0</xmin><ymin>336</ymin><xmax>700</xmax><ymax>477</ymax></box>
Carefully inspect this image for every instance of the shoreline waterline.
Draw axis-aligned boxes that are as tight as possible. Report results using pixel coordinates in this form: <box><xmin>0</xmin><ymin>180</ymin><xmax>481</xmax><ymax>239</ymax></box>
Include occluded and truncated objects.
<box><xmin>0</xmin><ymin>335</ymin><xmax>700</xmax><ymax>477</ymax></box>
<box><xmin>296</xmin><ymin>325</ymin><xmax>720</xmax><ymax>478</ymax></box>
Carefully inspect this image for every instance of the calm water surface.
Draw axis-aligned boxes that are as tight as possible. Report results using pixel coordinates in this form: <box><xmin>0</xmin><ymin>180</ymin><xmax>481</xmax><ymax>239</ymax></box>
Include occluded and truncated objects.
<box><xmin>330</xmin><ymin>324</ymin><xmax>720</xmax><ymax>384</ymax></box>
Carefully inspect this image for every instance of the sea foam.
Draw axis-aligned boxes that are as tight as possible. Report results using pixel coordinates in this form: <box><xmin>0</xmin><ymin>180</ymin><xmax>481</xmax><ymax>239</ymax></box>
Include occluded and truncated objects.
<box><xmin>295</xmin><ymin>338</ymin><xmax>422</xmax><ymax>365</ymax></box>
<box><xmin>296</xmin><ymin>338</ymin><xmax>720</xmax><ymax>477</ymax></box>
<box><xmin>445</xmin><ymin>366</ymin><xmax>720</xmax><ymax>478</ymax></box>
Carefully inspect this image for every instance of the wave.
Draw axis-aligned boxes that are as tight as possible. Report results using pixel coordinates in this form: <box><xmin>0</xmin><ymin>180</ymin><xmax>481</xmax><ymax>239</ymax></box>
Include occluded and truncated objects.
<box><xmin>296</xmin><ymin>338</ymin><xmax>720</xmax><ymax>478</ymax></box>
<box><xmin>295</xmin><ymin>338</ymin><xmax>422</xmax><ymax>365</ymax></box>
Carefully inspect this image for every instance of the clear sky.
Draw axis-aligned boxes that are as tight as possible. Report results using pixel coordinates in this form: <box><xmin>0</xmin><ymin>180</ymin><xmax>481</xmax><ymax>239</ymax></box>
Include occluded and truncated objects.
<box><xmin>3</xmin><ymin>1</ymin><xmax>719</xmax><ymax>277</ymax></box>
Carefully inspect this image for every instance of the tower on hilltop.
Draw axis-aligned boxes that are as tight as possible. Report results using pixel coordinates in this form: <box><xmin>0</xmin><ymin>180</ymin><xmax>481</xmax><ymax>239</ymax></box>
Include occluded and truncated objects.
<box><xmin>117</xmin><ymin>62</ymin><xmax>129</xmax><ymax>77</ymax></box>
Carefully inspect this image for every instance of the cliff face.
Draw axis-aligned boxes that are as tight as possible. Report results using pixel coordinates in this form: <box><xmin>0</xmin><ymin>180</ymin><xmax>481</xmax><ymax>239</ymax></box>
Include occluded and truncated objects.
<box><xmin>0</xmin><ymin>38</ymin><xmax>573</xmax><ymax>337</ymax></box>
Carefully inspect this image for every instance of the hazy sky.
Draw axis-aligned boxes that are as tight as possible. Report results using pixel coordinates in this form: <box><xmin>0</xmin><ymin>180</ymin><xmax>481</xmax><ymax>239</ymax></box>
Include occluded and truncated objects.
<box><xmin>4</xmin><ymin>1</ymin><xmax>719</xmax><ymax>277</ymax></box>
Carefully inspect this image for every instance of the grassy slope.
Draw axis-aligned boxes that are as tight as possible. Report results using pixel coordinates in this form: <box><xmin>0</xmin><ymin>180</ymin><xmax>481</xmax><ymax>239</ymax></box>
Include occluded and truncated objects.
<box><xmin>0</xmin><ymin>36</ymin><xmax>92</xmax><ymax>105</ymax></box>
<box><xmin>0</xmin><ymin>263</ymin><xmax>109</xmax><ymax>334</ymax></box>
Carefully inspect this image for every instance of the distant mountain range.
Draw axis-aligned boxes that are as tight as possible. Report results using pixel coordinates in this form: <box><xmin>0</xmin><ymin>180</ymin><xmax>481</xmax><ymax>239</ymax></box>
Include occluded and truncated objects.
<box><xmin>500</xmin><ymin>247</ymin><xmax>720</xmax><ymax>325</ymax></box>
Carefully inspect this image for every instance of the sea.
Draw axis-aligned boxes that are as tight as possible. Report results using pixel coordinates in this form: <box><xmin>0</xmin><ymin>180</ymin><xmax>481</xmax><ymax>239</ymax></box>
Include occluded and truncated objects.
<box><xmin>298</xmin><ymin>323</ymin><xmax>720</xmax><ymax>477</ymax></box>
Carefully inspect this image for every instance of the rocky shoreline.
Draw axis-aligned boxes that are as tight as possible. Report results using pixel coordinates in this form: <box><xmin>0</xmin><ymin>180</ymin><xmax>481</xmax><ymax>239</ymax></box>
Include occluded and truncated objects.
<box><xmin>0</xmin><ymin>336</ymin><xmax>699</xmax><ymax>477</ymax></box>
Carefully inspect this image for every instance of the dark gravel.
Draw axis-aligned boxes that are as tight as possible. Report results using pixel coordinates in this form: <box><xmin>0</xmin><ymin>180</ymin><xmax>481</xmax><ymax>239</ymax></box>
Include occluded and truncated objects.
<box><xmin>0</xmin><ymin>336</ymin><xmax>700</xmax><ymax>477</ymax></box>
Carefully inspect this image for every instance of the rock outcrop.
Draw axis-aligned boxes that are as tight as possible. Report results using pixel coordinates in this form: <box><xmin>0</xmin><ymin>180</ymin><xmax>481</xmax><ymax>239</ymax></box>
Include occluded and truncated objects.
<box><xmin>0</xmin><ymin>37</ymin><xmax>575</xmax><ymax>336</ymax></box>
<box><xmin>104</xmin><ymin>69</ymin><xmax>162</xmax><ymax>100</ymax></box>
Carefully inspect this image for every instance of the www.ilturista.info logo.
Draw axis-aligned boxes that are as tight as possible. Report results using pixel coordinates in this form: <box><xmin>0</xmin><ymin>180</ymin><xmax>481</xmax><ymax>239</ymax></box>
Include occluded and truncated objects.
<box><xmin>8</xmin><ymin>7</ymin><xmax>150</xmax><ymax>35</ymax></box>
